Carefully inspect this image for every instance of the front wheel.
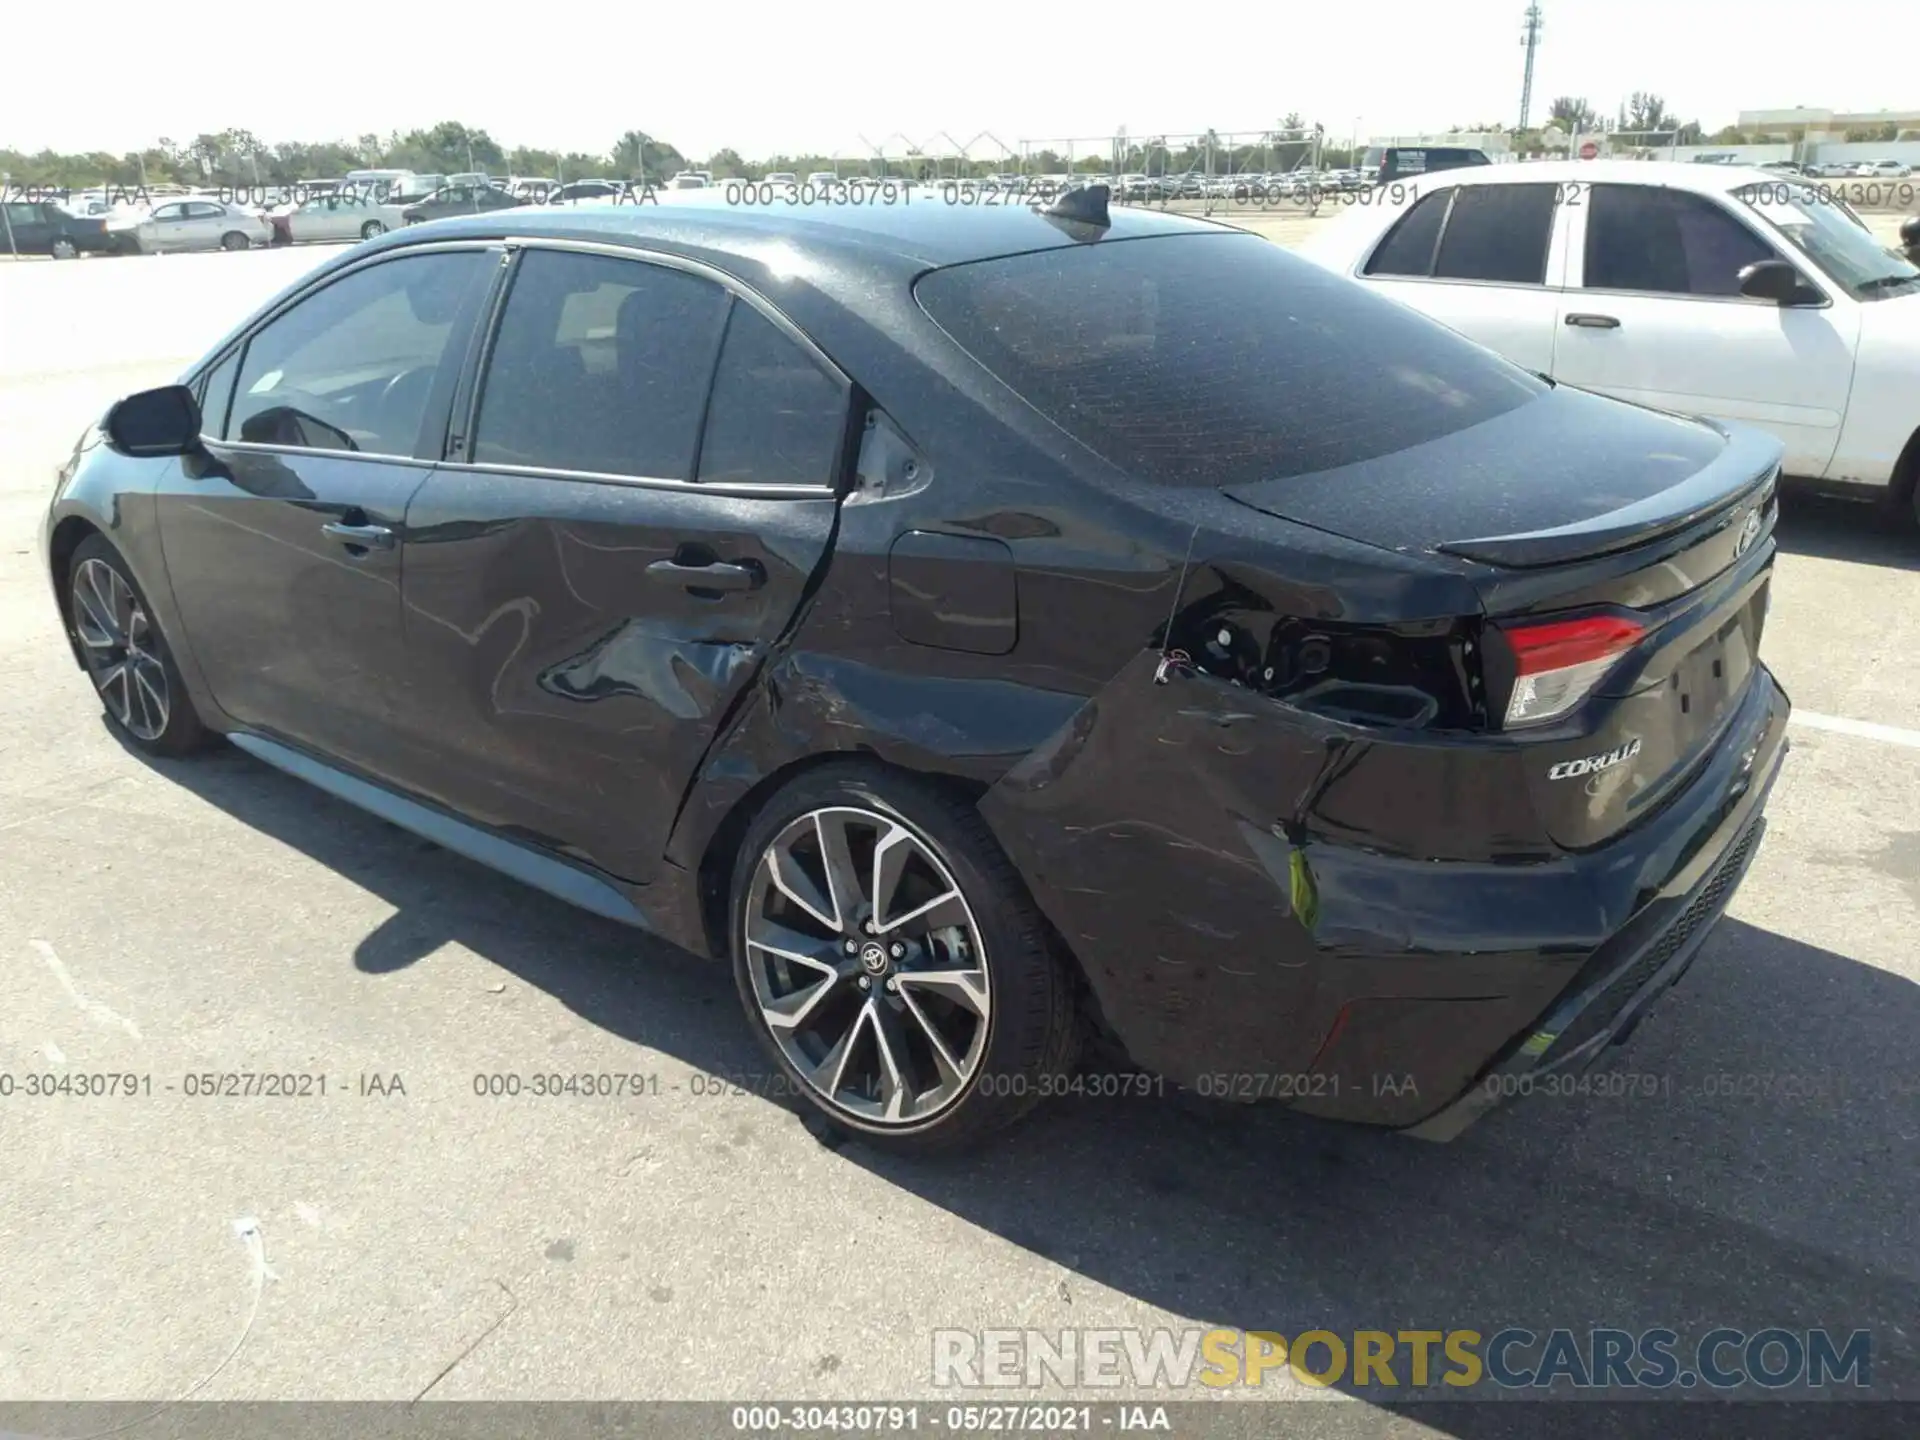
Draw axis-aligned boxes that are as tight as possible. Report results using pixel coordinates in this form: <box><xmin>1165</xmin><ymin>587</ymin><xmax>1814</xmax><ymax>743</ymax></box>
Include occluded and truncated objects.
<box><xmin>50</xmin><ymin>237</ymin><xmax>78</xmax><ymax>259</ymax></box>
<box><xmin>220</xmin><ymin>231</ymin><xmax>250</xmax><ymax>251</ymax></box>
<box><xmin>729</xmin><ymin>763</ymin><xmax>1079</xmax><ymax>1153</ymax></box>
<box><xmin>66</xmin><ymin>536</ymin><xmax>213</xmax><ymax>757</ymax></box>
<box><xmin>360</xmin><ymin>220</ymin><xmax>387</xmax><ymax>240</ymax></box>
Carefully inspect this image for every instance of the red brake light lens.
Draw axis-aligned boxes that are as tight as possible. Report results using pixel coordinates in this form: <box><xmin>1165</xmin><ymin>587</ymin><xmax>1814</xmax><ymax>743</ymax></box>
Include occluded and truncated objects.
<box><xmin>1499</xmin><ymin>614</ymin><xmax>1646</xmax><ymax>727</ymax></box>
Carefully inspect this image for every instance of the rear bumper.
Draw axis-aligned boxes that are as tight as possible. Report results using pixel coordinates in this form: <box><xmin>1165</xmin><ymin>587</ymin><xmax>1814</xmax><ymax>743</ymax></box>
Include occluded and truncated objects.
<box><xmin>1405</xmin><ymin>763</ymin><xmax>1781</xmax><ymax>1141</ymax></box>
<box><xmin>984</xmin><ymin>654</ymin><xmax>1792</xmax><ymax>1136</ymax></box>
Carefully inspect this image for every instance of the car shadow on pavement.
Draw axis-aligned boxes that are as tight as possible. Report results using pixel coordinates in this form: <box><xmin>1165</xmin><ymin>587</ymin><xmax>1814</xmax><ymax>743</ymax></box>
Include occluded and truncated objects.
<box><xmin>142</xmin><ymin>739</ymin><xmax>1920</xmax><ymax>1428</ymax></box>
<box><xmin>1777</xmin><ymin>487</ymin><xmax>1920</xmax><ymax>571</ymax></box>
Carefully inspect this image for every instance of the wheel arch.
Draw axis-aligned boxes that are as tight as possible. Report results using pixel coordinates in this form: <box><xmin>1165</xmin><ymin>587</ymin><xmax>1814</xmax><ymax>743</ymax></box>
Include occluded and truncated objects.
<box><xmin>690</xmin><ymin>747</ymin><xmax>988</xmax><ymax>964</ymax></box>
<box><xmin>685</xmin><ymin>745</ymin><xmax>1121</xmax><ymax>1063</ymax></box>
<box><xmin>1890</xmin><ymin>421</ymin><xmax>1920</xmax><ymax>521</ymax></box>
<box><xmin>48</xmin><ymin>515</ymin><xmax>106</xmax><ymax>667</ymax></box>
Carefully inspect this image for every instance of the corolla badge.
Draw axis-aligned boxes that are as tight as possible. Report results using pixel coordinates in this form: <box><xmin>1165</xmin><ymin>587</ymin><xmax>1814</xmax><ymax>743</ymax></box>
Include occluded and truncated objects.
<box><xmin>1734</xmin><ymin>507</ymin><xmax>1762</xmax><ymax>557</ymax></box>
<box><xmin>1548</xmin><ymin>737</ymin><xmax>1642</xmax><ymax>781</ymax></box>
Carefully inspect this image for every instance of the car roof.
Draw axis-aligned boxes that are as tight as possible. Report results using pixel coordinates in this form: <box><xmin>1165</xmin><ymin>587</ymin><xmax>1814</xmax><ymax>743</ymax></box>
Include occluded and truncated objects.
<box><xmin>1408</xmin><ymin>159</ymin><xmax>1780</xmax><ymax>194</ymax></box>
<box><xmin>376</xmin><ymin>189</ymin><xmax>1236</xmax><ymax>269</ymax></box>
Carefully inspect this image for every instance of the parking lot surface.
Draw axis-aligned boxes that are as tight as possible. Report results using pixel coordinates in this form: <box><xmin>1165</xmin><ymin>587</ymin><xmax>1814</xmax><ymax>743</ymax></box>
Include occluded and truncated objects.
<box><xmin>1</xmin><ymin>221</ymin><xmax>1916</xmax><ymax>1423</ymax></box>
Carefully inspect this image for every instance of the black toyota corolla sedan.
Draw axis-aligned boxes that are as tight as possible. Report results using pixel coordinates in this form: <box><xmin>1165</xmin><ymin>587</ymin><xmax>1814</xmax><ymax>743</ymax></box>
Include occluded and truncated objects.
<box><xmin>41</xmin><ymin>187</ymin><xmax>1790</xmax><ymax>1151</ymax></box>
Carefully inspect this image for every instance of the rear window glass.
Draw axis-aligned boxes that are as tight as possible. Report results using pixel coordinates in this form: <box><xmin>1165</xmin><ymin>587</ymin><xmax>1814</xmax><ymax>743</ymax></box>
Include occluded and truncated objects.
<box><xmin>914</xmin><ymin>232</ymin><xmax>1547</xmax><ymax>488</ymax></box>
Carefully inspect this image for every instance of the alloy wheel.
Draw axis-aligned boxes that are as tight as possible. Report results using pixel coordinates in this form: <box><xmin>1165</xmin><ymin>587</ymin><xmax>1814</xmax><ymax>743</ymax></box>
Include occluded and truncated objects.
<box><xmin>71</xmin><ymin>557</ymin><xmax>170</xmax><ymax>741</ymax></box>
<box><xmin>743</xmin><ymin>805</ymin><xmax>992</xmax><ymax>1126</ymax></box>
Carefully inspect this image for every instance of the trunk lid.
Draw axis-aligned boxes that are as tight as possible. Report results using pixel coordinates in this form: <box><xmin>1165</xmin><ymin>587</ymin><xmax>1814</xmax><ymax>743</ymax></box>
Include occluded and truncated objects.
<box><xmin>1223</xmin><ymin>385</ymin><xmax>1783</xmax><ymax>849</ymax></box>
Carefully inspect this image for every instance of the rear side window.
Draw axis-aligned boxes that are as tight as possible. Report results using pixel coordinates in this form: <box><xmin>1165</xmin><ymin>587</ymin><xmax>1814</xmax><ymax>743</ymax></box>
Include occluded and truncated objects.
<box><xmin>471</xmin><ymin>249</ymin><xmax>731</xmax><ymax>478</ymax></box>
<box><xmin>1367</xmin><ymin>185</ymin><xmax>1555</xmax><ymax>283</ymax></box>
<box><xmin>696</xmin><ymin>304</ymin><xmax>848</xmax><ymax>486</ymax></box>
<box><xmin>1365</xmin><ymin>191</ymin><xmax>1449</xmax><ymax>275</ymax></box>
<box><xmin>916</xmin><ymin>232</ymin><xmax>1546</xmax><ymax>489</ymax></box>
<box><xmin>1433</xmin><ymin>184</ymin><xmax>1556</xmax><ymax>283</ymax></box>
<box><xmin>1584</xmin><ymin>185</ymin><xmax>1777</xmax><ymax>296</ymax></box>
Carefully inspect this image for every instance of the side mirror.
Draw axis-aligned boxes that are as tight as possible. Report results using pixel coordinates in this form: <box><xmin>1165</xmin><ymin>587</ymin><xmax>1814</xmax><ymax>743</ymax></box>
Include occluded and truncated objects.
<box><xmin>1738</xmin><ymin>259</ymin><xmax>1812</xmax><ymax>305</ymax></box>
<box><xmin>104</xmin><ymin>384</ymin><xmax>201</xmax><ymax>457</ymax></box>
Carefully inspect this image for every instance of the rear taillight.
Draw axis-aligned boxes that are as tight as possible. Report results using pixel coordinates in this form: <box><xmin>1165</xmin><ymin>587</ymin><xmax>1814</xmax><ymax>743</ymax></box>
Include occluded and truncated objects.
<box><xmin>1498</xmin><ymin>614</ymin><xmax>1646</xmax><ymax>727</ymax></box>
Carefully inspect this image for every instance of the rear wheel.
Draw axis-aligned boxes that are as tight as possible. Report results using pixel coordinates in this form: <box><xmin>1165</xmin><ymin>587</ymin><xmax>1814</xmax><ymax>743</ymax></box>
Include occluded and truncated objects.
<box><xmin>66</xmin><ymin>536</ymin><xmax>212</xmax><ymax>757</ymax></box>
<box><xmin>50</xmin><ymin>237</ymin><xmax>78</xmax><ymax>259</ymax></box>
<box><xmin>729</xmin><ymin>763</ymin><xmax>1078</xmax><ymax>1153</ymax></box>
<box><xmin>360</xmin><ymin>220</ymin><xmax>387</xmax><ymax>240</ymax></box>
<box><xmin>219</xmin><ymin>231</ymin><xmax>249</xmax><ymax>251</ymax></box>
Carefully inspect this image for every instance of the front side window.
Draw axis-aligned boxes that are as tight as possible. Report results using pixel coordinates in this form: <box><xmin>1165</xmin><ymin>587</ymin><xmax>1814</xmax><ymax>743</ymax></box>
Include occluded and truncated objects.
<box><xmin>470</xmin><ymin>248</ymin><xmax>731</xmax><ymax>479</ymax></box>
<box><xmin>227</xmin><ymin>250</ymin><xmax>489</xmax><ymax>455</ymax></box>
<box><xmin>1583</xmin><ymin>185</ymin><xmax>1776</xmax><ymax>297</ymax></box>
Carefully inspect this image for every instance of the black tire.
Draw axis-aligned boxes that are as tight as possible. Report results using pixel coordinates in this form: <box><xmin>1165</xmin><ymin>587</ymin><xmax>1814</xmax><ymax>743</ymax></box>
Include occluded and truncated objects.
<box><xmin>66</xmin><ymin>535</ymin><xmax>214</xmax><ymax>758</ymax></box>
<box><xmin>360</xmin><ymin>220</ymin><xmax>387</xmax><ymax>240</ymax></box>
<box><xmin>728</xmin><ymin>761</ymin><xmax>1079</xmax><ymax>1154</ymax></box>
<box><xmin>220</xmin><ymin>231</ymin><xmax>250</xmax><ymax>251</ymax></box>
<box><xmin>50</xmin><ymin>237</ymin><xmax>78</xmax><ymax>259</ymax></box>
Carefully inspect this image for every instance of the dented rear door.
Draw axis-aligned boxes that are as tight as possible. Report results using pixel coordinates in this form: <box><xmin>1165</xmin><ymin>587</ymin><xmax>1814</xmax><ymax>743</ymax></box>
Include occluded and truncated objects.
<box><xmin>395</xmin><ymin>245</ymin><xmax>851</xmax><ymax>883</ymax></box>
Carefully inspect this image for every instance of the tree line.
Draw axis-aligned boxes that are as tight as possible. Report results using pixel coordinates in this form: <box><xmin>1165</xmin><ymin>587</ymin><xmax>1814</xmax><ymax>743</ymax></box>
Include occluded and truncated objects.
<box><xmin>1</xmin><ymin>119</ymin><xmax>1374</xmax><ymax>190</ymax></box>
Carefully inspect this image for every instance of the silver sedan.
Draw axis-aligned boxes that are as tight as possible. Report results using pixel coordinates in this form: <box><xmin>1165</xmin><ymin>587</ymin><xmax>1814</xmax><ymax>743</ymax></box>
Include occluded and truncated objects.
<box><xmin>108</xmin><ymin>199</ymin><xmax>272</xmax><ymax>254</ymax></box>
<box><xmin>272</xmin><ymin>192</ymin><xmax>408</xmax><ymax>245</ymax></box>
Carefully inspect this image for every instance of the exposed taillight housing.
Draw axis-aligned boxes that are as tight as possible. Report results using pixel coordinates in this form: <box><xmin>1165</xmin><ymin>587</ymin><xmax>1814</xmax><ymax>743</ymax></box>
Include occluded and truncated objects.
<box><xmin>1497</xmin><ymin>614</ymin><xmax>1646</xmax><ymax>728</ymax></box>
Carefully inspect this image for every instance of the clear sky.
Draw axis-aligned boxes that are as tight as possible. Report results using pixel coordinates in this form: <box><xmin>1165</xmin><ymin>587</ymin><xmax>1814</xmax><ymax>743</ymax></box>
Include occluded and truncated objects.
<box><xmin>5</xmin><ymin>0</ymin><xmax>1913</xmax><ymax>160</ymax></box>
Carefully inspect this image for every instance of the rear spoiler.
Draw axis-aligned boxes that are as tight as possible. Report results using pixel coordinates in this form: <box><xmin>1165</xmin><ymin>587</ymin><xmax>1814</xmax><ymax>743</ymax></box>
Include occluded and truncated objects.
<box><xmin>1435</xmin><ymin>424</ymin><xmax>1783</xmax><ymax>570</ymax></box>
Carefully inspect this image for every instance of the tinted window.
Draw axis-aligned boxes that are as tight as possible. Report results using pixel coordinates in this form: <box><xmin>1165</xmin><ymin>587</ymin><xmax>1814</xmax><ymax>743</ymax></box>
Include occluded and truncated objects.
<box><xmin>228</xmin><ymin>251</ymin><xmax>487</xmax><ymax>454</ymax></box>
<box><xmin>1585</xmin><ymin>185</ymin><xmax>1776</xmax><ymax>296</ymax></box>
<box><xmin>1364</xmin><ymin>191</ymin><xmax>1450</xmax><ymax>276</ymax></box>
<box><xmin>1434</xmin><ymin>184</ymin><xmax>1556</xmax><ymax>284</ymax></box>
<box><xmin>916</xmin><ymin>232</ymin><xmax>1546</xmax><ymax>489</ymax></box>
<box><xmin>3</xmin><ymin>203</ymin><xmax>39</xmax><ymax>227</ymax></box>
<box><xmin>697</xmin><ymin>304</ymin><xmax>848</xmax><ymax>486</ymax></box>
<box><xmin>471</xmin><ymin>249</ymin><xmax>730</xmax><ymax>479</ymax></box>
<box><xmin>197</xmin><ymin>349</ymin><xmax>242</xmax><ymax>439</ymax></box>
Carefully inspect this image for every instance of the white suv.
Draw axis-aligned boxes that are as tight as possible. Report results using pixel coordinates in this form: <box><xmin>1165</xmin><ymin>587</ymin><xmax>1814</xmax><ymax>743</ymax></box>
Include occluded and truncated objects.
<box><xmin>1297</xmin><ymin>161</ymin><xmax>1920</xmax><ymax>509</ymax></box>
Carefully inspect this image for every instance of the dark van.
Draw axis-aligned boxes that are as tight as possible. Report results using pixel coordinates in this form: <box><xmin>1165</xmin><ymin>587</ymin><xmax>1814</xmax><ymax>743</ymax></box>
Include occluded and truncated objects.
<box><xmin>1363</xmin><ymin>146</ymin><xmax>1493</xmax><ymax>184</ymax></box>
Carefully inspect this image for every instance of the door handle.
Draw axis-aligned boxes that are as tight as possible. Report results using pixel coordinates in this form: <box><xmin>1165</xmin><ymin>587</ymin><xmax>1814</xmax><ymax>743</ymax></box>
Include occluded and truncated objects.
<box><xmin>646</xmin><ymin>558</ymin><xmax>765</xmax><ymax>592</ymax></box>
<box><xmin>322</xmin><ymin>521</ymin><xmax>395</xmax><ymax>551</ymax></box>
<box><xmin>1565</xmin><ymin>312</ymin><xmax>1621</xmax><ymax>329</ymax></box>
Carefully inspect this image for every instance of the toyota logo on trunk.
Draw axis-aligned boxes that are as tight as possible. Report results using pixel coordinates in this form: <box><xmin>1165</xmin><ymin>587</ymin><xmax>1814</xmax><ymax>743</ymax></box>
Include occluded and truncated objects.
<box><xmin>1734</xmin><ymin>507</ymin><xmax>1761</xmax><ymax>557</ymax></box>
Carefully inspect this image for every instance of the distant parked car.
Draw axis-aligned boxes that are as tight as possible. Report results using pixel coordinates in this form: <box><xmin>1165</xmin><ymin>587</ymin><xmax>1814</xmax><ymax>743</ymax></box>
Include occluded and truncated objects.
<box><xmin>547</xmin><ymin>179</ymin><xmax>626</xmax><ymax>204</ymax></box>
<box><xmin>764</xmin><ymin>172</ymin><xmax>799</xmax><ymax>187</ymax></box>
<box><xmin>270</xmin><ymin>191</ymin><xmax>408</xmax><ymax>245</ymax></box>
<box><xmin>1856</xmin><ymin>159</ymin><xmax>1912</xmax><ymax>178</ymax></box>
<box><xmin>109</xmin><ymin>199</ymin><xmax>270</xmax><ymax>254</ymax></box>
<box><xmin>400</xmin><ymin>184</ymin><xmax>525</xmax><ymax>224</ymax></box>
<box><xmin>0</xmin><ymin>200</ymin><xmax>118</xmax><ymax>257</ymax></box>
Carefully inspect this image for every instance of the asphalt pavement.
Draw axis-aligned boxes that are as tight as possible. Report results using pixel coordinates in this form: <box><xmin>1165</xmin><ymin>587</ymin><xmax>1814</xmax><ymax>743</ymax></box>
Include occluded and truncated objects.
<box><xmin>0</xmin><ymin>225</ymin><xmax>1915</xmax><ymax>1433</ymax></box>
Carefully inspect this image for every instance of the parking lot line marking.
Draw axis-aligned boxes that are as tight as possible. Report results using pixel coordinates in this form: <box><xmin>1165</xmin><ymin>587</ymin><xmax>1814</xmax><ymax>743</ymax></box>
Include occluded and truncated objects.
<box><xmin>1790</xmin><ymin>710</ymin><xmax>1920</xmax><ymax>749</ymax></box>
<box><xmin>29</xmin><ymin>938</ymin><xmax>142</xmax><ymax>1041</ymax></box>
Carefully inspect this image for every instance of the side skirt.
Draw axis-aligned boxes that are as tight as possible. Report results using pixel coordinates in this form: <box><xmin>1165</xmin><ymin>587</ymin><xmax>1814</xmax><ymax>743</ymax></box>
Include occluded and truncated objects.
<box><xmin>226</xmin><ymin>732</ymin><xmax>654</xmax><ymax>931</ymax></box>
